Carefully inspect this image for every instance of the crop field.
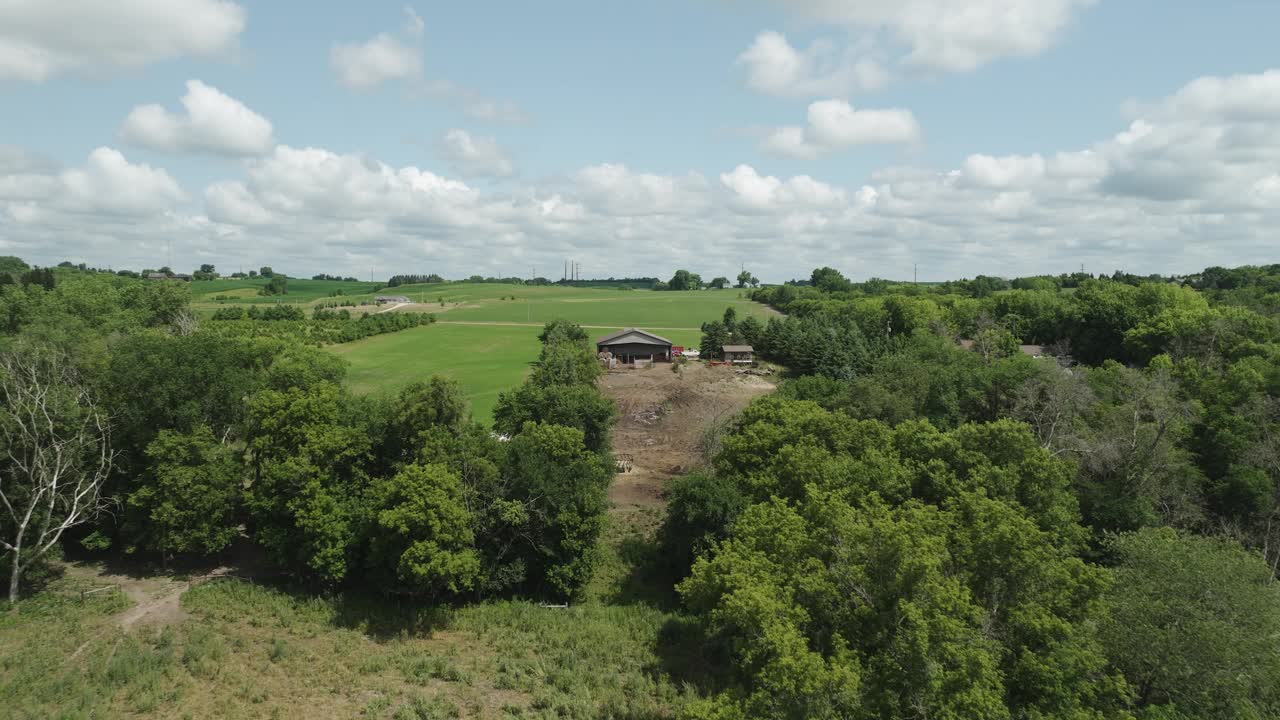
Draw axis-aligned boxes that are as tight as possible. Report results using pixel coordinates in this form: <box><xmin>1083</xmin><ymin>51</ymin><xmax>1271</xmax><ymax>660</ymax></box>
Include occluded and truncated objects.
<box><xmin>323</xmin><ymin>283</ymin><xmax>773</xmax><ymax>422</ymax></box>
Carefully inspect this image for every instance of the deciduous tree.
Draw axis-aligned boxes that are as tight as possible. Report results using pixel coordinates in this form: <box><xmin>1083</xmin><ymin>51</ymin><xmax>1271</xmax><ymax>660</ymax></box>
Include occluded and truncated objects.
<box><xmin>0</xmin><ymin>346</ymin><xmax>114</xmax><ymax>602</ymax></box>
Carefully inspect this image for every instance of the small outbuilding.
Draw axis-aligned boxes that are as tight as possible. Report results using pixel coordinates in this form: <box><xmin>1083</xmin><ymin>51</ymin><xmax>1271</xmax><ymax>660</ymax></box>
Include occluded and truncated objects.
<box><xmin>375</xmin><ymin>295</ymin><xmax>411</xmax><ymax>305</ymax></box>
<box><xmin>596</xmin><ymin>328</ymin><xmax>673</xmax><ymax>364</ymax></box>
<box><xmin>722</xmin><ymin>344</ymin><xmax>755</xmax><ymax>364</ymax></box>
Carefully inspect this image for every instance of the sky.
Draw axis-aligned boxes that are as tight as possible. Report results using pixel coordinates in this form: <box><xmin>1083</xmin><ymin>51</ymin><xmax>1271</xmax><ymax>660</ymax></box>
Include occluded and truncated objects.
<box><xmin>2</xmin><ymin>1</ymin><xmax>1280</xmax><ymax>283</ymax></box>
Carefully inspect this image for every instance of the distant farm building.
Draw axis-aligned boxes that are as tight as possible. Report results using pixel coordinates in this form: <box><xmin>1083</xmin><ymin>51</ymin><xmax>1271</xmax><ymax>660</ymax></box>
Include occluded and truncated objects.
<box><xmin>145</xmin><ymin>272</ymin><xmax>191</xmax><ymax>282</ymax></box>
<box><xmin>722</xmin><ymin>344</ymin><xmax>755</xmax><ymax>364</ymax></box>
<box><xmin>596</xmin><ymin>328</ymin><xmax>673</xmax><ymax>366</ymax></box>
<box><xmin>375</xmin><ymin>295</ymin><xmax>411</xmax><ymax>305</ymax></box>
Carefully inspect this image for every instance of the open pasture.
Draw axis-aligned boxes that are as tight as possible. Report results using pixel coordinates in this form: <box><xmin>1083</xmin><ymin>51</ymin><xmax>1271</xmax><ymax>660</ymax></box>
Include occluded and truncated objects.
<box><xmin>326</xmin><ymin>284</ymin><xmax>772</xmax><ymax>422</ymax></box>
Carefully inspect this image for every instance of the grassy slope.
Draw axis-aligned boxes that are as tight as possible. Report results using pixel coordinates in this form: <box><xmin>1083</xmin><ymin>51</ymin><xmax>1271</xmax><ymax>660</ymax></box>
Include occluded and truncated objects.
<box><xmin>330</xmin><ymin>324</ymin><xmax>542</xmax><ymax>424</ymax></box>
<box><xmin>0</xmin><ymin>512</ymin><xmax>695</xmax><ymax>719</ymax></box>
<box><xmin>192</xmin><ymin>278</ymin><xmax>382</xmax><ymax>305</ymax></box>
<box><xmin>329</xmin><ymin>285</ymin><xmax>773</xmax><ymax>424</ymax></box>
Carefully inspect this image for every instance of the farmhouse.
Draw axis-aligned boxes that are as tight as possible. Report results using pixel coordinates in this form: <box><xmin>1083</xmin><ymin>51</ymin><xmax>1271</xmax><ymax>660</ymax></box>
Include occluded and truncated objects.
<box><xmin>376</xmin><ymin>295</ymin><xmax>411</xmax><ymax>305</ymax></box>
<box><xmin>596</xmin><ymin>328</ymin><xmax>673</xmax><ymax>364</ymax></box>
<box><xmin>722</xmin><ymin>344</ymin><xmax>754</xmax><ymax>364</ymax></box>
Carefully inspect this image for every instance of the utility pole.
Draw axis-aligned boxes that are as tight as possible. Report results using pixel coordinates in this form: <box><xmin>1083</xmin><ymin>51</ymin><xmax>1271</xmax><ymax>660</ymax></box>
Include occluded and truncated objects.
<box><xmin>914</xmin><ymin>263</ymin><xmax>918</xmax><ymax>285</ymax></box>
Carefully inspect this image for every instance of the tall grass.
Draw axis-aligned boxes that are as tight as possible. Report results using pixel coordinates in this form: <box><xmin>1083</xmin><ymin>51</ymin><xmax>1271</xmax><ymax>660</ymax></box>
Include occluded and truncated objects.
<box><xmin>1</xmin><ymin>509</ymin><xmax>694</xmax><ymax>719</ymax></box>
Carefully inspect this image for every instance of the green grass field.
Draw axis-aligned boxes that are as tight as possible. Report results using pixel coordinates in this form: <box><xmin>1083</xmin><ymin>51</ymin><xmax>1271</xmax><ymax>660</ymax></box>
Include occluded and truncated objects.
<box><xmin>330</xmin><ymin>324</ymin><xmax>541</xmax><ymax>424</ymax></box>
<box><xmin>192</xmin><ymin>277</ymin><xmax>382</xmax><ymax>305</ymax></box>
<box><xmin>326</xmin><ymin>284</ymin><xmax>774</xmax><ymax>423</ymax></box>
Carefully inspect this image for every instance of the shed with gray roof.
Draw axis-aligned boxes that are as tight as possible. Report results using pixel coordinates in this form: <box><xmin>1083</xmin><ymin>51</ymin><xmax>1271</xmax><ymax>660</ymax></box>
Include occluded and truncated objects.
<box><xmin>595</xmin><ymin>328</ymin><xmax>673</xmax><ymax>364</ymax></box>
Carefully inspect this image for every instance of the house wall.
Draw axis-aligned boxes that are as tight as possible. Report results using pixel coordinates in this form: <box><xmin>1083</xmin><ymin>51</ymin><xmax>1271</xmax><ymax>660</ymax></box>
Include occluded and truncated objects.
<box><xmin>599</xmin><ymin>342</ymin><xmax>670</xmax><ymax>361</ymax></box>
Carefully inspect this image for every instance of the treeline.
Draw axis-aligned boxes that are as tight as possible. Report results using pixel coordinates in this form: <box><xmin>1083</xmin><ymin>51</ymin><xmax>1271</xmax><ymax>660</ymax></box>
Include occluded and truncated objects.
<box><xmin>653</xmin><ymin>263</ymin><xmax>1280</xmax><ymax>718</ymax></box>
<box><xmin>557</xmin><ymin>277</ymin><xmax>657</xmax><ymax>289</ymax></box>
<box><xmin>387</xmin><ymin>273</ymin><xmax>444</xmax><ymax>286</ymax></box>
<box><xmin>698</xmin><ymin>307</ymin><xmax>764</xmax><ymax>359</ymax></box>
<box><xmin>206</xmin><ymin>308</ymin><xmax>434</xmax><ymax>346</ymax></box>
<box><xmin>0</xmin><ymin>262</ymin><xmax>621</xmax><ymax>603</ymax></box>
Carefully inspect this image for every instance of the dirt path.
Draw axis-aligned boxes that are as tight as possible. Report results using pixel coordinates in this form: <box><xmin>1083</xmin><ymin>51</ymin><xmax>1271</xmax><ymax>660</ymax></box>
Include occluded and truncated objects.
<box><xmin>63</xmin><ymin>563</ymin><xmax>190</xmax><ymax>630</ymax></box>
<box><xmin>600</xmin><ymin>363</ymin><xmax>775</xmax><ymax>512</ymax></box>
<box><xmin>374</xmin><ymin>302</ymin><xmax>409</xmax><ymax>314</ymax></box>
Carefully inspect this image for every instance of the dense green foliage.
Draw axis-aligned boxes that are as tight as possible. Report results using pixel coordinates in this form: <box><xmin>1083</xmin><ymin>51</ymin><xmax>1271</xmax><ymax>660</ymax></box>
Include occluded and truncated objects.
<box><xmin>0</xmin><ymin>265</ymin><xmax>616</xmax><ymax>604</ymax></box>
<box><xmin>657</xmin><ymin>264</ymin><xmax>1280</xmax><ymax>719</ymax></box>
<box><xmin>207</xmin><ymin>307</ymin><xmax>435</xmax><ymax>345</ymax></box>
<box><xmin>1102</xmin><ymin>528</ymin><xmax>1280</xmax><ymax>719</ymax></box>
<box><xmin>6</xmin><ymin>260</ymin><xmax>1280</xmax><ymax>720</ymax></box>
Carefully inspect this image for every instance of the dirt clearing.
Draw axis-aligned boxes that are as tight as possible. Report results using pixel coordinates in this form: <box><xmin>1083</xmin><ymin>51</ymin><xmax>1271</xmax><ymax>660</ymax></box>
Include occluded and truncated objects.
<box><xmin>600</xmin><ymin>362</ymin><xmax>775</xmax><ymax>512</ymax></box>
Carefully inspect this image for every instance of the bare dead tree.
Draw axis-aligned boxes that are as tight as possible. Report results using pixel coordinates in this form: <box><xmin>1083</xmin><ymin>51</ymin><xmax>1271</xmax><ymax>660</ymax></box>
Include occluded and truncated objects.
<box><xmin>170</xmin><ymin>308</ymin><xmax>200</xmax><ymax>337</ymax></box>
<box><xmin>0</xmin><ymin>346</ymin><xmax>115</xmax><ymax>603</ymax></box>
<box><xmin>1012</xmin><ymin>364</ymin><xmax>1096</xmax><ymax>456</ymax></box>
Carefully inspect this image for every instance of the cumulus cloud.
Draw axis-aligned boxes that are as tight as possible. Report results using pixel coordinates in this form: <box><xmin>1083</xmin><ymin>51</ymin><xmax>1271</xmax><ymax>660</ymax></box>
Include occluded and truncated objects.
<box><xmin>330</xmin><ymin>32</ymin><xmax>422</xmax><ymax>89</ymax></box>
<box><xmin>763</xmin><ymin>99</ymin><xmax>922</xmax><ymax>158</ymax></box>
<box><xmin>59</xmin><ymin>148</ymin><xmax>187</xmax><ymax>215</ymax></box>
<box><xmin>120</xmin><ymin>80</ymin><xmax>274</xmax><ymax>157</ymax></box>
<box><xmin>962</xmin><ymin>153</ymin><xmax>1047</xmax><ymax>188</ymax></box>
<box><xmin>774</xmin><ymin>0</ymin><xmax>1094</xmax><ymax>73</ymax></box>
<box><xmin>574</xmin><ymin>164</ymin><xmax>710</xmax><ymax>216</ymax></box>
<box><xmin>9</xmin><ymin>68</ymin><xmax>1280</xmax><ymax>282</ymax></box>
<box><xmin>437</xmin><ymin>130</ymin><xmax>515</xmax><ymax>178</ymax></box>
<box><xmin>0</xmin><ymin>147</ymin><xmax>186</xmax><ymax>266</ymax></box>
<box><xmin>738</xmin><ymin>0</ymin><xmax>1093</xmax><ymax>97</ymax></box>
<box><xmin>330</xmin><ymin>10</ymin><xmax>528</xmax><ymax>123</ymax></box>
<box><xmin>737</xmin><ymin>31</ymin><xmax>887</xmax><ymax>97</ymax></box>
<box><xmin>0</xmin><ymin>0</ymin><xmax>244</xmax><ymax>82</ymax></box>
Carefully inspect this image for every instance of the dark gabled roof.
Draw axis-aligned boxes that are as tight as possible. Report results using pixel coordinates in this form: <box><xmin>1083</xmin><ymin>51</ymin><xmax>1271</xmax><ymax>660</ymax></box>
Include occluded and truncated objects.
<box><xmin>595</xmin><ymin>328</ymin><xmax>673</xmax><ymax>346</ymax></box>
<box><xmin>722</xmin><ymin>345</ymin><xmax>754</xmax><ymax>353</ymax></box>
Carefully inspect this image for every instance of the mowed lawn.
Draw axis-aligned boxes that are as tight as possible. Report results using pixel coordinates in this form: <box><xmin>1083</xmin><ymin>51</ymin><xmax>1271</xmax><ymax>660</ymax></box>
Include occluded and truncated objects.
<box><xmin>329</xmin><ymin>285</ymin><xmax>772</xmax><ymax>423</ymax></box>
<box><xmin>330</xmin><ymin>324</ymin><xmax>539</xmax><ymax>423</ymax></box>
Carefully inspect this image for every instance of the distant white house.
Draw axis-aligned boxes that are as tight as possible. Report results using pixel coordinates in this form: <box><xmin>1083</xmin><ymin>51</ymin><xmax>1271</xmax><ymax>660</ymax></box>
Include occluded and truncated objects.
<box><xmin>375</xmin><ymin>295</ymin><xmax>411</xmax><ymax>305</ymax></box>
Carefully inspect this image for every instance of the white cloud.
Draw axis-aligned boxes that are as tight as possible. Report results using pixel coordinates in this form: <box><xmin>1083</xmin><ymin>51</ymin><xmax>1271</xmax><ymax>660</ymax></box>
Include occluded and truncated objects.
<box><xmin>772</xmin><ymin>0</ymin><xmax>1094</xmax><ymax>73</ymax></box>
<box><xmin>331</xmin><ymin>33</ymin><xmax>422</xmax><ymax>89</ymax></box>
<box><xmin>962</xmin><ymin>153</ymin><xmax>1046</xmax><ymax>188</ymax></box>
<box><xmin>9</xmin><ymin>69</ymin><xmax>1280</xmax><ymax>283</ymax></box>
<box><xmin>720</xmin><ymin>165</ymin><xmax>846</xmax><ymax>211</ymax></box>
<box><xmin>0</xmin><ymin>0</ymin><xmax>244</xmax><ymax>82</ymax></box>
<box><xmin>59</xmin><ymin>148</ymin><xmax>187</xmax><ymax>214</ymax></box>
<box><xmin>437</xmin><ymin>130</ymin><xmax>515</xmax><ymax>178</ymax></box>
<box><xmin>330</xmin><ymin>12</ymin><xmax>528</xmax><ymax>124</ymax></box>
<box><xmin>120</xmin><ymin>80</ymin><xmax>274</xmax><ymax>157</ymax></box>
<box><xmin>402</xmin><ymin>6</ymin><xmax>425</xmax><ymax>38</ymax></box>
<box><xmin>0</xmin><ymin>146</ymin><xmax>184</xmax><ymax>245</ymax></box>
<box><xmin>574</xmin><ymin>164</ymin><xmax>710</xmax><ymax>216</ymax></box>
<box><xmin>763</xmin><ymin>99</ymin><xmax>922</xmax><ymax>158</ymax></box>
<box><xmin>738</xmin><ymin>1</ymin><xmax>1093</xmax><ymax>97</ymax></box>
<box><xmin>737</xmin><ymin>31</ymin><xmax>887</xmax><ymax>97</ymax></box>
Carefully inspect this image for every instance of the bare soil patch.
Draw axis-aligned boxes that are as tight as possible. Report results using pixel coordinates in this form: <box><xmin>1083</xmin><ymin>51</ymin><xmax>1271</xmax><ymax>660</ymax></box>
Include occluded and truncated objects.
<box><xmin>62</xmin><ymin>563</ymin><xmax>190</xmax><ymax>630</ymax></box>
<box><xmin>600</xmin><ymin>362</ymin><xmax>775</xmax><ymax>512</ymax></box>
